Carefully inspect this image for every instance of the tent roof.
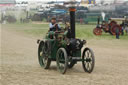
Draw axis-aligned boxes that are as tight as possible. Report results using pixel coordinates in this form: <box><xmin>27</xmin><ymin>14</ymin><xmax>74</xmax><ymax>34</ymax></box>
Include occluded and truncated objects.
<box><xmin>0</xmin><ymin>0</ymin><xmax>16</xmax><ymax>4</ymax></box>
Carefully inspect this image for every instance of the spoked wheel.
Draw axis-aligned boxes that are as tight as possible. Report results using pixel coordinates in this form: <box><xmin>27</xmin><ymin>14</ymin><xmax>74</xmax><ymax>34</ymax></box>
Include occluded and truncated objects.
<box><xmin>56</xmin><ymin>48</ymin><xmax>68</xmax><ymax>74</ymax></box>
<box><xmin>110</xmin><ymin>25</ymin><xmax>122</xmax><ymax>35</ymax></box>
<box><xmin>38</xmin><ymin>41</ymin><xmax>51</xmax><ymax>69</ymax></box>
<box><xmin>109</xmin><ymin>21</ymin><xmax>117</xmax><ymax>28</ymax></box>
<box><xmin>82</xmin><ymin>48</ymin><xmax>95</xmax><ymax>73</ymax></box>
<box><xmin>68</xmin><ymin>60</ymin><xmax>77</xmax><ymax>69</ymax></box>
<box><xmin>93</xmin><ymin>28</ymin><xmax>102</xmax><ymax>35</ymax></box>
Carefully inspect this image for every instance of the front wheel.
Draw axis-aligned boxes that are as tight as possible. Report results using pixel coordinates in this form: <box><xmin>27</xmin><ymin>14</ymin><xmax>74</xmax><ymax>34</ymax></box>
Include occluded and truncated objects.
<box><xmin>82</xmin><ymin>48</ymin><xmax>95</xmax><ymax>73</ymax></box>
<box><xmin>56</xmin><ymin>48</ymin><xmax>68</xmax><ymax>74</ymax></box>
<box><xmin>93</xmin><ymin>28</ymin><xmax>102</xmax><ymax>35</ymax></box>
<box><xmin>38</xmin><ymin>41</ymin><xmax>51</xmax><ymax>69</ymax></box>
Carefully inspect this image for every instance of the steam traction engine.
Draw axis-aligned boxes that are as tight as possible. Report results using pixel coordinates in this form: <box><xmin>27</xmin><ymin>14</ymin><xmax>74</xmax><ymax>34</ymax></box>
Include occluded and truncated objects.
<box><xmin>37</xmin><ymin>1</ymin><xmax>95</xmax><ymax>74</ymax></box>
<box><xmin>93</xmin><ymin>18</ymin><xmax>123</xmax><ymax>35</ymax></box>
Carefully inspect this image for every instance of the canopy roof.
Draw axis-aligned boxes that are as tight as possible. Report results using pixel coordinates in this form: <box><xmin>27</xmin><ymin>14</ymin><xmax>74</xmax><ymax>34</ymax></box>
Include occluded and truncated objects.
<box><xmin>0</xmin><ymin>0</ymin><xmax>16</xmax><ymax>4</ymax></box>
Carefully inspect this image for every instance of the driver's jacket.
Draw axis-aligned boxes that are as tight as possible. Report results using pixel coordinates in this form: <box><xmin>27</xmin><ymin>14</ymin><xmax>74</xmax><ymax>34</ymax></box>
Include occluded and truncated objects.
<box><xmin>49</xmin><ymin>23</ymin><xmax>61</xmax><ymax>31</ymax></box>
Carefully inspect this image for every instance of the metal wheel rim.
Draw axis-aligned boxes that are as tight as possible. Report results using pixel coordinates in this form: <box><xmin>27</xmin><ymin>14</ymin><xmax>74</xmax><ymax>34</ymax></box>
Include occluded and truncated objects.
<box><xmin>82</xmin><ymin>48</ymin><xmax>95</xmax><ymax>73</ymax></box>
<box><xmin>56</xmin><ymin>48</ymin><xmax>68</xmax><ymax>74</ymax></box>
<box><xmin>57</xmin><ymin>50</ymin><xmax>66</xmax><ymax>72</ymax></box>
<box><xmin>84</xmin><ymin>50</ymin><xmax>93</xmax><ymax>71</ymax></box>
<box><xmin>38</xmin><ymin>42</ymin><xmax>48</xmax><ymax>67</ymax></box>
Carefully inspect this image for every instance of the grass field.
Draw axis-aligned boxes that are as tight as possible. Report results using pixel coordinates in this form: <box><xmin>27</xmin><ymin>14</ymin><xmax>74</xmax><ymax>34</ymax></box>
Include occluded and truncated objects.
<box><xmin>2</xmin><ymin>22</ymin><xmax>128</xmax><ymax>40</ymax></box>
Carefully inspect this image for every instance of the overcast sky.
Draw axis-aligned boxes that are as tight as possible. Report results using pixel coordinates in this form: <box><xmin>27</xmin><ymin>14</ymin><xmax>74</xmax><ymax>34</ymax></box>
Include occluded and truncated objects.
<box><xmin>16</xmin><ymin>0</ymin><xmax>128</xmax><ymax>3</ymax></box>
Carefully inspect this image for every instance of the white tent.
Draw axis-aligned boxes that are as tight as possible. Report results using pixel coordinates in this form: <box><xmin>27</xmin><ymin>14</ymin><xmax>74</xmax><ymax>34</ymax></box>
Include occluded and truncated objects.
<box><xmin>0</xmin><ymin>0</ymin><xmax>16</xmax><ymax>4</ymax></box>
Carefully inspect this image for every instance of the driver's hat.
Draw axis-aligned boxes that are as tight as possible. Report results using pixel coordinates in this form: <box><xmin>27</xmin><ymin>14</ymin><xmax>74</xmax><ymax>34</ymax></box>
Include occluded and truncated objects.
<box><xmin>51</xmin><ymin>17</ymin><xmax>56</xmax><ymax>20</ymax></box>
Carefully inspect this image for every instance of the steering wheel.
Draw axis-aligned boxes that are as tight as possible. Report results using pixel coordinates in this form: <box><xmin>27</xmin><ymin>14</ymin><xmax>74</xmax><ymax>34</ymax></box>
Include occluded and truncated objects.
<box><xmin>55</xmin><ymin>31</ymin><xmax>61</xmax><ymax>34</ymax></box>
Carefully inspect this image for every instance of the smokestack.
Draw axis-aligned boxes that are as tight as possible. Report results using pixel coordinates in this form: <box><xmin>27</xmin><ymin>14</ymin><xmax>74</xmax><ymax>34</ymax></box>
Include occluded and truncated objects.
<box><xmin>97</xmin><ymin>16</ymin><xmax>100</xmax><ymax>25</ymax></box>
<box><xmin>69</xmin><ymin>7</ymin><xmax>76</xmax><ymax>38</ymax></box>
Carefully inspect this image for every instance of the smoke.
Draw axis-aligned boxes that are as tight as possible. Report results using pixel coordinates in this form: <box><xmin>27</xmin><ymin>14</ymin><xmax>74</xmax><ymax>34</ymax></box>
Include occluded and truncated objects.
<box><xmin>101</xmin><ymin>12</ymin><xmax>106</xmax><ymax>21</ymax></box>
<box><xmin>14</xmin><ymin>6</ymin><xmax>22</xmax><ymax>20</ymax></box>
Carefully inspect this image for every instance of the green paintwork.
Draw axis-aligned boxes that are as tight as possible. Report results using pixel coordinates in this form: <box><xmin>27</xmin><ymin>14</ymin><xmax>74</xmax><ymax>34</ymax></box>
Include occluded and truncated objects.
<box><xmin>73</xmin><ymin>50</ymin><xmax>81</xmax><ymax>57</ymax></box>
<box><xmin>44</xmin><ymin>31</ymin><xmax>68</xmax><ymax>60</ymax></box>
<box><xmin>43</xmin><ymin>30</ymin><xmax>82</xmax><ymax>60</ymax></box>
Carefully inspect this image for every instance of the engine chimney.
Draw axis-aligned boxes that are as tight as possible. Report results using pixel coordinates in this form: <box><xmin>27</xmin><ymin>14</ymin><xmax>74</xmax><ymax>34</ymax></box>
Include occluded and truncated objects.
<box><xmin>69</xmin><ymin>7</ymin><xmax>76</xmax><ymax>38</ymax></box>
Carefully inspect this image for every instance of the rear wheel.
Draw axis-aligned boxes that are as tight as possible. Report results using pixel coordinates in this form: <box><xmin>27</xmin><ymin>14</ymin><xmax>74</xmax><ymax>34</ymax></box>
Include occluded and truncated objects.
<box><xmin>110</xmin><ymin>25</ymin><xmax>122</xmax><ymax>35</ymax></box>
<box><xmin>56</xmin><ymin>48</ymin><xmax>68</xmax><ymax>74</ymax></box>
<box><xmin>82</xmin><ymin>48</ymin><xmax>95</xmax><ymax>73</ymax></box>
<box><xmin>38</xmin><ymin>41</ymin><xmax>51</xmax><ymax>69</ymax></box>
<box><xmin>109</xmin><ymin>21</ymin><xmax>117</xmax><ymax>28</ymax></box>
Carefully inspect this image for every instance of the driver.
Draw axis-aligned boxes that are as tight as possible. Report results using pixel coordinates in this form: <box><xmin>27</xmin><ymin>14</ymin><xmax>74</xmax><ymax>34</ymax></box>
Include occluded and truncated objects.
<box><xmin>49</xmin><ymin>18</ymin><xmax>61</xmax><ymax>31</ymax></box>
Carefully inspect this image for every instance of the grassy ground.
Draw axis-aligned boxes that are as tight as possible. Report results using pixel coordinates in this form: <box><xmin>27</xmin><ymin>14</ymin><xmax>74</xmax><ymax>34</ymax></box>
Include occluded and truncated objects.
<box><xmin>2</xmin><ymin>22</ymin><xmax>128</xmax><ymax>40</ymax></box>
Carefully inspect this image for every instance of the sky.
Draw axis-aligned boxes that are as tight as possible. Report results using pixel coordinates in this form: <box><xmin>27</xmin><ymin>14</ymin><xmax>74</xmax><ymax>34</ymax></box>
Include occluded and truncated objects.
<box><xmin>16</xmin><ymin>0</ymin><xmax>128</xmax><ymax>3</ymax></box>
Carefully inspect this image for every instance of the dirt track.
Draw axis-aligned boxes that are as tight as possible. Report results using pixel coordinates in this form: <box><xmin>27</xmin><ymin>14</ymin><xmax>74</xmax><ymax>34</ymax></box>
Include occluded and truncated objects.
<box><xmin>1</xmin><ymin>27</ymin><xmax>128</xmax><ymax>85</ymax></box>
